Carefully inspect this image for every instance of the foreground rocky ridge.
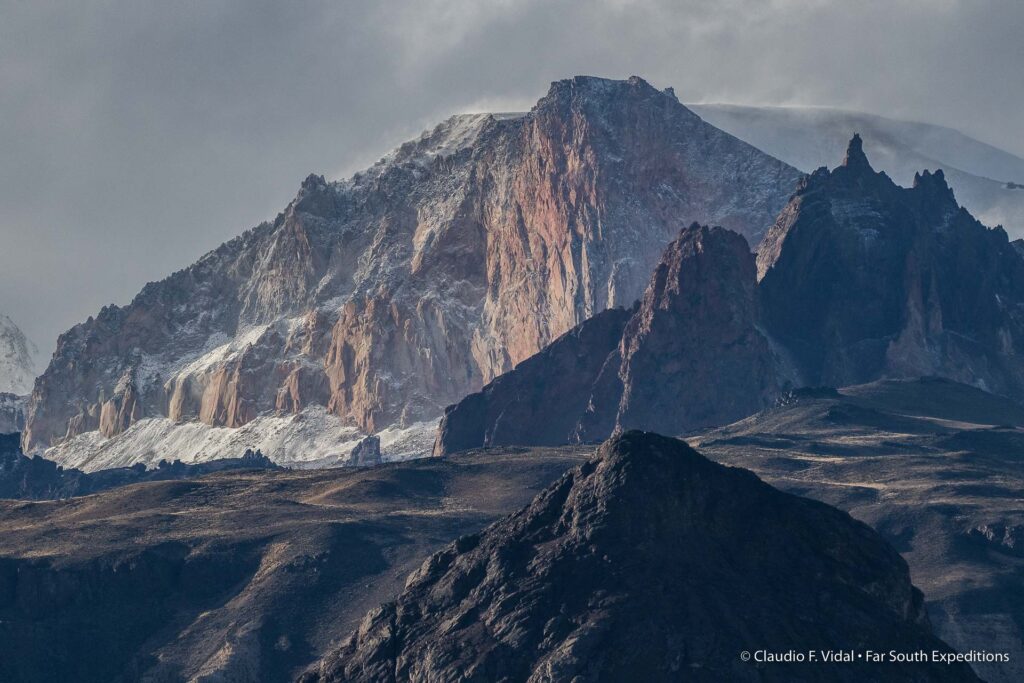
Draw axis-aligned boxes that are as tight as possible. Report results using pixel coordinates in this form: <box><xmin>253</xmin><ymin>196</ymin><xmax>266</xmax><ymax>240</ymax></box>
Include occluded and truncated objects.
<box><xmin>306</xmin><ymin>431</ymin><xmax>976</xmax><ymax>683</ymax></box>
<box><xmin>435</xmin><ymin>223</ymin><xmax>777</xmax><ymax>453</ymax></box>
<box><xmin>1</xmin><ymin>387</ymin><xmax>1016</xmax><ymax>681</ymax></box>
<box><xmin>23</xmin><ymin>75</ymin><xmax>801</xmax><ymax>463</ymax></box>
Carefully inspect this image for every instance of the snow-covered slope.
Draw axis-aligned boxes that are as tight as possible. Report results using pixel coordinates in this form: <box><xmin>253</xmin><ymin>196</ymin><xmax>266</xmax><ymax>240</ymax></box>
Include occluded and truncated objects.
<box><xmin>690</xmin><ymin>104</ymin><xmax>1024</xmax><ymax>236</ymax></box>
<box><xmin>0</xmin><ymin>314</ymin><xmax>39</xmax><ymax>396</ymax></box>
<box><xmin>45</xmin><ymin>407</ymin><xmax>437</xmax><ymax>473</ymax></box>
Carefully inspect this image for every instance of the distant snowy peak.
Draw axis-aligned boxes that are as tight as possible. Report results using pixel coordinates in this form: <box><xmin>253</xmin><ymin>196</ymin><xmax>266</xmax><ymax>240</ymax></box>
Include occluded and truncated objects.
<box><xmin>689</xmin><ymin>104</ymin><xmax>1024</xmax><ymax>236</ymax></box>
<box><xmin>0</xmin><ymin>314</ymin><xmax>38</xmax><ymax>395</ymax></box>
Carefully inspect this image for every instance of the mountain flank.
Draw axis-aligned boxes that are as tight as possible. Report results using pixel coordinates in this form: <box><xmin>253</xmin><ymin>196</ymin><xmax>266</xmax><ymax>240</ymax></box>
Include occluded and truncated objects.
<box><xmin>697</xmin><ymin>377</ymin><xmax>1024</xmax><ymax>683</ymax></box>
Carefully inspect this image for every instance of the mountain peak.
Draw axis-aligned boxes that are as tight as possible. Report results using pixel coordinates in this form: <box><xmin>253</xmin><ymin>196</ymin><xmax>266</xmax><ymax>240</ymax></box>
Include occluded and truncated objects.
<box><xmin>842</xmin><ymin>132</ymin><xmax>872</xmax><ymax>170</ymax></box>
<box><xmin>24</xmin><ymin>75</ymin><xmax>801</xmax><ymax>461</ymax></box>
<box><xmin>542</xmin><ymin>74</ymin><xmax>666</xmax><ymax>104</ymax></box>
<box><xmin>434</xmin><ymin>222</ymin><xmax>777</xmax><ymax>453</ymax></box>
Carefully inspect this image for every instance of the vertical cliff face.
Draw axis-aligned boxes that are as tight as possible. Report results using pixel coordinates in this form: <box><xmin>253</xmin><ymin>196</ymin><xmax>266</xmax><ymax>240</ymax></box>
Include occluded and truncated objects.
<box><xmin>434</xmin><ymin>224</ymin><xmax>778</xmax><ymax>454</ymax></box>
<box><xmin>306</xmin><ymin>432</ymin><xmax>979</xmax><ymax>683</ymax></box>
<box><xmin>23</xmin><ymin>76</ymin><xmax>801</xmax><ymax>461</ymax></box>
<box><xmin>758</xmin><ymin>134</ymin><xmax>1024</xmax><ymax>394</ymax></box>
<box><xmin>610</xmin><ymin>224</ymin><xmax>776</xmax><ymax>434</ymax></box>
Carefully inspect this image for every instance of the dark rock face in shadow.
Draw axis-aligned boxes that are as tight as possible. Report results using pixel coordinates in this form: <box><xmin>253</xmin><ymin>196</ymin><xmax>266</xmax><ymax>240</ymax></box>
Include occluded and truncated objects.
<box><xmin>607</xmin><ymin>225</ymin><xmax>777</xmax><ymax>436</ymax></box>
<box><xmin>306</xmin><ymin>431</ymin><xmax>978</xmax><ymax>683</ymax></box>
<box><xmin>433</xmin><ymin>306</ymin><xmax>633</xmax><ymax>454</ymax></box>
<box><xmin>435</xmin><ymin>224</ymin><xmax>778</xmax><ymax>454</ymax></box>
<box><xmin>758</xmin><ymin>134</ymin><xmax>1024</xmax><ymax>395</ymax></box>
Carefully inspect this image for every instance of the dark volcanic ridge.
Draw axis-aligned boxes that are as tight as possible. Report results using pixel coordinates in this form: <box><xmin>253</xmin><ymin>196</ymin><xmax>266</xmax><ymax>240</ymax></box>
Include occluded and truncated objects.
<box><xmin>305</xmin><ymin>431</ymin><xmax>977</xmax><ymax>683</ymax></box>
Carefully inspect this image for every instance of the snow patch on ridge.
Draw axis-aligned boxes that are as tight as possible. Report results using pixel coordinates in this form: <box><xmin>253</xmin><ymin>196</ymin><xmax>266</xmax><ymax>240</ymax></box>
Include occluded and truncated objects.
<box><xmin>45</xmin><ymin>406</ymin><xmax>438</xmax><ymax>473</ymax></box>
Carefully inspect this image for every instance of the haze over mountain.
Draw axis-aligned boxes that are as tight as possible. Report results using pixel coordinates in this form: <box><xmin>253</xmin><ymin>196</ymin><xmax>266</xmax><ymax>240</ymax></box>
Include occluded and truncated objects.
<box><xmin>24</xmin><ymin>76</ymin><xmax>800</xmax><ymax>469</ymax></box>
<box><xmin>4</xmin><ymin>0</ymin><xmax>1022</xmax><ymax>354</ymax></box>
<box><xmin>691</xmin><ymin>104</ymin><xmax>1024</xmax><ymax>235</ymax></box>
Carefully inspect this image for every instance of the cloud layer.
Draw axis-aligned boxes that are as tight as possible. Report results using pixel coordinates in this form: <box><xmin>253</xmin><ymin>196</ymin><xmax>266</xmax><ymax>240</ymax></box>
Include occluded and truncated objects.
<box><xmin>2</xmin><ymin>0</ymin><xmax>1021</xmax><ymax>349</ymax></box>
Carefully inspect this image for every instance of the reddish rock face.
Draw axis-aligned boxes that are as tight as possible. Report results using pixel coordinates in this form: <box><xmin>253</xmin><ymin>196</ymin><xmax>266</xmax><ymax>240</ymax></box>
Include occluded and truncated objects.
<box><xmin>23</xmin><ymin>76</ymin><xmax>800</xmax><ymax>454</ymax></box>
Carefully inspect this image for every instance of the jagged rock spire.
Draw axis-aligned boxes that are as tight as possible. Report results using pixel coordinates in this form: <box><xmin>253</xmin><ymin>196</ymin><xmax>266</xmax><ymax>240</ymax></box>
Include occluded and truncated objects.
<box><xmin>843</xmin><ymin>133</ymin><xmax>872</xmax><ymax>170</ymax></box>
<box><xmin>913</xmin><ymin>168</ymin><xmax>954</xmax><ymax>198</ymax></box>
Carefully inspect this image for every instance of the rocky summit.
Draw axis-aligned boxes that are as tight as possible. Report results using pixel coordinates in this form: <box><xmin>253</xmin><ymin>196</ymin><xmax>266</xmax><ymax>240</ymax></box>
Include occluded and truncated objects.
<box><xmin>304</xmin><ymin>431</ymin><xmax>977</xmax><ymax>683</ymax></box>
<box><xmin>758</xmin><ymin>133</ymin><xmax>1024</xmax><ymax>393</ymax></box>
<box><xmin>23</xmin><ymin>76</ymin><xmax>801</xmax><ymax>467</ymax></box>
<box><xmin>435</xmin><ymin>223</ymin><xmax>777</xmax><ymax>453</ymax></box>
<box><xmin>585</xmin><ymin>223</ymin><xmax>776</xmax><ymax>438</ymax></box>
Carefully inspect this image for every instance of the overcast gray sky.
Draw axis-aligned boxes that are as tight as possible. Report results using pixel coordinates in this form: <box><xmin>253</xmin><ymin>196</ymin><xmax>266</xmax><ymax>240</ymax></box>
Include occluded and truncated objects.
<box><xmin>2</xmin><ymin>0</ymin><xmax>1022</xmax><ymax>352</ymax></box>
